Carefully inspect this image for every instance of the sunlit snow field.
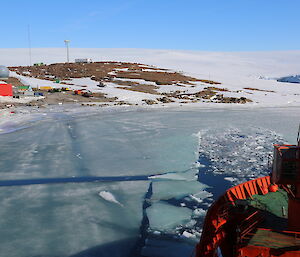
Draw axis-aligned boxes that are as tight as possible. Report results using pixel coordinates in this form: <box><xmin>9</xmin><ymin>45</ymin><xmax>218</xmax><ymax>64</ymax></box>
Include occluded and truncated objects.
<box><xmin>0</xmin><ymin>106</ymin><xmax>299</xmax><ymax>257</ymax></box>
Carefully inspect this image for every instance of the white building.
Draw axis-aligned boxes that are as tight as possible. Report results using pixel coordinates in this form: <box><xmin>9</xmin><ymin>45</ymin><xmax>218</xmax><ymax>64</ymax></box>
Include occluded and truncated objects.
<box><xmin>75</xmin><ymin>58</ymin><xmax>93</xmax><ymax>63</ymax></box>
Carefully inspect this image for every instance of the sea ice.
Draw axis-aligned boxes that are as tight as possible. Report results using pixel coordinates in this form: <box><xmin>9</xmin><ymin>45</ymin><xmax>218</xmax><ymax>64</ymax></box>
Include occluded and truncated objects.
<box><xmin>188</xmin><ymin>191</ymin><xmax>213</xmax><ymax>204</ymax></box>
<box><xmin>64</xmin><ymin>111</ymin><xmax>199</xmax><ymax>177</ymax></box>
<box><xmin>98</xmin><ymin>190</ymin><xmax>123</xmax><ymax>206</ymax></box>
<box><xmin>151</xmin><ymin>180</ymin><xmax>208</xmax><ymax>201</ymax></box>
<box><xmin>0</xmin><ymin>106</ymin><xmax>299</xmax><ymax>257</ymax></box>
<box><xmin>146</xmin><ymin>202</ymin><xmax>193</xmax><ymax>232</ymax></box>
<box><xmin>182</xmin><ymin>231</ymin><xmax>196</xmax><ymax>238</ymax></box>
<box><xmin>149</xmin><ymin>167</ymin><xmax>199</xmax><ymax>181</ymax></box>
<box><xmin>224</xmin><ymin>177</ymin><xmax>238</xmax><ymax>183</ymax></box>
<box><xmin>142</xmin><ymin>238</ymin><xmax>195</xmax><ymax>257</ymax></box>
<box><xmin>0</xmin><ymin>181</ymin><xmax>149</xmax><ymax>257</ymax></box>
<box><xmin>198</xmin><ymin>127</ymin><xmax>285</xmax><ymax>183</ymax></box>
<box><xmin>192</xmin><ymin>208</ymin><xmax>207</xmax><ymax>218</ymax></box>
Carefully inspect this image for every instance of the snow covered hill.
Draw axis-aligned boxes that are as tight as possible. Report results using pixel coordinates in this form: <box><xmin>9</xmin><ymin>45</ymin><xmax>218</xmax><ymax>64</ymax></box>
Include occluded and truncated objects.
<box><xmin>1</xmin><ymin>48</ymin><xmax>300</xmax><ymax>107</ymax></box>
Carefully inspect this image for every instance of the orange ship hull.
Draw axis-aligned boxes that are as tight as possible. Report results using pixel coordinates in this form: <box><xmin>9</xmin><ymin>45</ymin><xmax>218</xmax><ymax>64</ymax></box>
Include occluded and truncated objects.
<box><xmin>196</xmin><ymin>176</ymin><xmax>300</xmax><ymax>257</ymax></box>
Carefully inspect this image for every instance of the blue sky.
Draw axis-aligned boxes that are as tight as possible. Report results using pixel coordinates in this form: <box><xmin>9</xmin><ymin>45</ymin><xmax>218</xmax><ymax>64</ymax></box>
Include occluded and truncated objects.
<box><xmin>2</xmin><ymin>0</ymin><xmax>300</xmax><ymax>51</ymax></box>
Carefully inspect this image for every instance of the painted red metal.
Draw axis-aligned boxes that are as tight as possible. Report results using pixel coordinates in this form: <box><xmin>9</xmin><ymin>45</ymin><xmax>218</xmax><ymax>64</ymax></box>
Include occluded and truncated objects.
<box><xmin>238</xmin><ymin>245</ymin><xmax>300</xmax><ymax>257</ymax></box>
<box><xmin>0</xmin><ymin>84</ymin><xmax>13</xmax><ymax>96</ymax></box>
<box><xmin>288</xmin><ymin>197</ymin><xmax>300</xmax><ymax>232</ymax></box>
<box><xmin>74</xmin><ymin>90</ymin><xmax>82</xmax><ymax>95</ymax></box>
<box><xmin>196</xmin><ymin>176</ymin><xmax>271</xmax><ymax>257</ymax></box>
<box><xmin>197</xmin><ymin>143</ymin><xmax>300</xmax><ymax>256</ymax></box>
<box><xmin>196</xmin><ymin>175</ymin><xmax>300</xmax><ymax>256</ymax></box>
<box><xmin>238</xmin><ymin>227</ymin><xmax>300</xmax><ymax>256</ymax></box>
<box><xmin>268</xmin><ymin>184</ymin><xmax>278</xmax><ymax>192</ymax></box>
<box><xmin>272</xmin><ymin>144</ymin><xmax>300</xmax><ymax>231</ymax></box>
<box><xmin>272</xmin><ymin>144</ymin><xmax>300</xmax><ymax>185</ymax></box>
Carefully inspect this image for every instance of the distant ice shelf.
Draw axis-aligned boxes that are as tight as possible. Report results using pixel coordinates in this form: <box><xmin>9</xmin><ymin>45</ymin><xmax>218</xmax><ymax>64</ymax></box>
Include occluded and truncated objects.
<box><xmin>277</xmin><ymin>74</ymin><xmax>300</xmax><ymax>83</ymax></box>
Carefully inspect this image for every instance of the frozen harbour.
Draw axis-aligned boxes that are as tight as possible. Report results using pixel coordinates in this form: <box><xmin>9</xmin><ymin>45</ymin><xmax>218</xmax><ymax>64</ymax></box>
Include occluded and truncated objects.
<box><xmin>0</xmin><ymin>106</ymin><xmax>299</xmax><ymax>257</ymax></box>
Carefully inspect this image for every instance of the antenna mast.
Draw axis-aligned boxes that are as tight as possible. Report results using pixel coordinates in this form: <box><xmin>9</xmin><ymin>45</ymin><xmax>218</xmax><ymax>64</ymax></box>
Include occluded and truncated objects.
<box><xmin>64</xmin><ymin>40</ymin><xmax>70</xmax><ymax>63</ymax></box>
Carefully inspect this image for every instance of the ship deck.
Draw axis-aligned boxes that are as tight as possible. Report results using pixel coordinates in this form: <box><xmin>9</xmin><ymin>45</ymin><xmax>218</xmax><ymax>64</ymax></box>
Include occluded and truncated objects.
<box><xmin>244</xmin><ymin>189</ymin><xmax>300</xmax><ymax>250</ymax></box>
<box><xmin>196</xmin><ymin>176</ymin><xmax>300</xmax><ymax>256</ymax></box>
<box><xmin>248</xmin><ymin>229</ymin><xmax>300</xmax><ymax>249</ymax></box>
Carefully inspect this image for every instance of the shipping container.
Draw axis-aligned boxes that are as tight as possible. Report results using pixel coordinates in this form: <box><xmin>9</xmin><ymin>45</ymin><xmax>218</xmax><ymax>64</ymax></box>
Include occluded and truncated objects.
<box><xmin>0</xmin><ymin>84</ymin><xmax>13</xmax><ymax>96</ymax></box>
<box><xmin>40</xmin><ymin>86</ymin><xmax>53</xmax><ymax>91</ymax></box>
<box><xmin>18</xmin><ymin>85</ymin><xmax>30</xmax><ymax>91</ymax></box>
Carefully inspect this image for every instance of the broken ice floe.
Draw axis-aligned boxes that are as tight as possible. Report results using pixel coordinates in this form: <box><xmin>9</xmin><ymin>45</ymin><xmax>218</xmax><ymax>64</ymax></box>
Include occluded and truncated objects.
<box><xmin>188</xmin><ymin>191</ymin><xmax>213</xmax><ymax>204</ymax></box>
<box><xmin>146</xmin><ymin>202</ymin><xmax>193</xmax><ymax>232</ymax></box>
<box><xmin>224</xmin><ymin>177</ymin><xmax>238</xmax><ymax>183</ymax></box>
<box><xmin>144</xmin><ymin>170</ymin><xmax>211</xmax><ymax>245</ymax></box>
<box><xmin>198</xmin><ymin>127</ymin><xmax>284</xmax><ymax>184</ymax></box>
<box><xmin>144</xmin><ymin>167</ymin><xmax>212</xmax><ymax>246</ymax></box>
<box><xmin>98</xmin><ymin>190</ymin><xmax>123</xmax><ymax>207</ymax></box>
<box><xmin>192</xmin><ymin>208</ymin><xmax>207</xmax><ymax>218</ymax></box>
<box><xmin>150</xmin><ymin>180</ymin><xmax>208</xmax><ymax>201</ymax></box>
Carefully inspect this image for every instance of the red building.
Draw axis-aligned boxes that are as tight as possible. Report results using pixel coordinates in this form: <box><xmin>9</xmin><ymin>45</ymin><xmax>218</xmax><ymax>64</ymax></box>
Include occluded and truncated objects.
<box><xmin>0</xmin><ymin>84</ymin><xmax>13</xmax><ymax>96</ymax></box>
